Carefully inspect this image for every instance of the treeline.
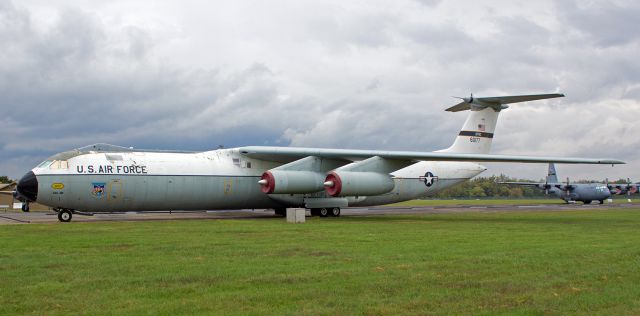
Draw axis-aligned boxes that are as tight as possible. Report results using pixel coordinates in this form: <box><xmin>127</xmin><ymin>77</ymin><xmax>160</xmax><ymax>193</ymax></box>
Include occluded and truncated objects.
<box><xmin>433</xmin><ymin>174</ymin><xmax>546</xmax><ymax>198</ymax></box>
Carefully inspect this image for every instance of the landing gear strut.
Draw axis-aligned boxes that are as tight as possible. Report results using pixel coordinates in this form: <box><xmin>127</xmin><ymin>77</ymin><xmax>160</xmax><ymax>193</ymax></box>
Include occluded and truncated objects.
<box><xmin>274</xmin><ymin>208</ymin><xmax>286</xmax><ymax>217</ymax></box>
<box><xmin>21</xmin><ymin>202</ymin><xmax>30</xmax><ymax>212</ymax></box>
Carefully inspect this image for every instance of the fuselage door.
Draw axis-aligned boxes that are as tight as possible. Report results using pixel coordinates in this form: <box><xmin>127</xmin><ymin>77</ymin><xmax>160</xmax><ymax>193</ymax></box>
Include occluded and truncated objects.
<box><xmin>108</xmin><ymin>180</ymin><xmax>123</xmax><ymax>203</ymax></box>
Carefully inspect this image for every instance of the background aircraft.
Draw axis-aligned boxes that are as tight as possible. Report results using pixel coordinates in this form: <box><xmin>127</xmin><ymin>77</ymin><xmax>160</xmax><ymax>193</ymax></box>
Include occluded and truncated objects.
<box><xmin>607</xmin><ymin>179</ymin><xmax>639</xmax><ymax>198</ymax></box>
<box><xmin>498</xmin><ymin>163</ymin><xmax>612</xmax><ymax>204</ymax></box>
<box><xmin>12</xmin><ymin>93</ymin><xmax>624</xmax><ymax>222</ymax></box>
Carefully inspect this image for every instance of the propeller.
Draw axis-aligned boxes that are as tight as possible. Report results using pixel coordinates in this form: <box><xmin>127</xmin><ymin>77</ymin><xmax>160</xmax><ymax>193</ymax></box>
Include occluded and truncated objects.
<box><xmin>543</xmin><ymin>177</ymin><xmax>550</xmax><ymax>195</ymax></box>
<box><xmin>564</xmin><ymin>177</ymin><xmax>572</xmax><ymax>197</ymax></box>
<box><xmin>453</xmin><ymin>93</ymin><xmax>474</xmax><ymax>104</ymax></box>
<box><xmin>605</xmin><ymin>178</ymin><xmax>617</xmax><ymax>195</ymax></box>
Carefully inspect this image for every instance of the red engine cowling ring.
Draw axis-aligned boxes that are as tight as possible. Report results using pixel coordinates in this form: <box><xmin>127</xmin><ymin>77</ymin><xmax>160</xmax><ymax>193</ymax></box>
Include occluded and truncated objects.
<box><xmin>260</xmin><ymin>171</ymin><xmax>276</xmax><ymax>194</ymax></box>
<box><xmin>324</xmin><ymin>171</ymin><xmax>342</xmax><ymax>196</ymax></box>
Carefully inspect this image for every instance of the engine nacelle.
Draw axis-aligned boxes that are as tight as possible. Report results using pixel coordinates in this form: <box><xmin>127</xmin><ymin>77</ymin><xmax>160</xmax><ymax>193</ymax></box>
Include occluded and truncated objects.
<box><xmin>324</xmin><ymin>171</ymin><xmax>395</xmax><ymax>197</ymax></box>
<box><xmin>259</xmin><ymin>170</ymin><xmax>325</xmax><ymax>194</ymax></box>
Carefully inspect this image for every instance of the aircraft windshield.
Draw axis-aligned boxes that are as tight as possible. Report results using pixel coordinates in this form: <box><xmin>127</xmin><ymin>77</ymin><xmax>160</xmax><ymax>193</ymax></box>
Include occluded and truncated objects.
<box><xmin>37</xmin><ymin>160</ymin><xmax>53</xmax><ymax>168</ymax></box>
<box><xmin>38</xmin><ymin>160</ymin><xmax>68</xmax><ymax>169</ymax></box>
<box><xmin>49</xmin><ymin>160</ymin><xmax>69</xmax><ymax>169</ymax></box>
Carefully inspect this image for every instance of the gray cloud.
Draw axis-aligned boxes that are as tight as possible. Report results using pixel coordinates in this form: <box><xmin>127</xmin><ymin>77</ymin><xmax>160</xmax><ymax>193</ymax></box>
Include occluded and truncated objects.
<box><xmin>557</xmin><ymin>0</ymin><xmax>640</xmax><ymax>47</ymax></box>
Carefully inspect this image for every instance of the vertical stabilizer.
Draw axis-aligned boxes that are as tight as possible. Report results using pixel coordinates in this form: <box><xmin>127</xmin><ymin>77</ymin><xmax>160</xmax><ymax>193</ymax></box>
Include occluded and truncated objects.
<box><xmin>442</xmin><ymin>107</ymin><xmax>500</xmax><ymax>154</ymax></box>
<box><xmin>439</xmin><ymin>107</ymin><xmax>499</xmax><ymax>154</ymax></box>
<box><xmin>438</xmin><ymin>93</ymin><xmax>564</xmax><ymax>154</ymax></box>
<box><xmin>547</xmin><ymin>163</ymin><xmax>558</xmax><ymax>183</ymax></box>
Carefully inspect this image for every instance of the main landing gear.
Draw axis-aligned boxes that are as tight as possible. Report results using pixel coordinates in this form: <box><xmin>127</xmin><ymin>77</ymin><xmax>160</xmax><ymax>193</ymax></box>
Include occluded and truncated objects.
<box><xmin>274</xmin><ymin>207</ymin><xmax>341</xmax><ymax>217</ymax></box>
<box><xmin>310</xmin><ymin>207</ymin><xmax>341</xmax><ymax>217</ymax></box>
<box><xmin>57</xmin><ymin>209</ymin><xmax>73</xmax><ymax>222</ymax></box>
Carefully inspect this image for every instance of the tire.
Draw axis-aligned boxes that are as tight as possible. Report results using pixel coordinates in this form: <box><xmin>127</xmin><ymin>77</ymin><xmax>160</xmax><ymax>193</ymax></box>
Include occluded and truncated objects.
<box><xmin>583</xmin><ymin>200</ymin><xmax>592</xmax><ymax>204</ymax></box>
<box><xmin>274</xmin><ymin>208</ymin><xmax>286</xmax><ymax>216</ymax></box>
<box><xmin>599</xmin><ymin>200</ymin><xmax>604</xmax><ymax>204</ymax></box>
<box><xmin>319</xmin><ymin>208</ymin><xmax>329</xmax><ymax>217</ymax></box>
<box><xmin>330</xmin><ymin>207</ymin><xmax>341</xmax><ymax>217</ymax></box>
<box><xmin>21</xmin><ymin>203</ymin><xmax>30</xmax><ymax>212</ymax></box>
<box><xmin>58</xmin><ymin>210</ymin><xmax>72</xmax><ymax>222</ymax></box>
<box><xmin>310</xmin><ymin>208</ymin><xmax>320</xmax><ymax>216</ymax></box>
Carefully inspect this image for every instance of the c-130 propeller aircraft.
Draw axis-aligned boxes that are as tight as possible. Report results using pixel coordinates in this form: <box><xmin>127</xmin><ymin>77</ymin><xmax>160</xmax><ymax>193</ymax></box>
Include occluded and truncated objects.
<box><xmin>499</xmin><ymin>163</ymin><xmax>613</xmax><ymax>204</ymax></box>
<box><xmin>13</xmin><ymin>93</ymin><xmax>624</xmax><ymax>222</ymax></box>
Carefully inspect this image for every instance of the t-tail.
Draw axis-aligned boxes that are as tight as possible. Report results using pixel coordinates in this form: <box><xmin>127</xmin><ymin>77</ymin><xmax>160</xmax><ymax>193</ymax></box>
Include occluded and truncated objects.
<box><xmin>439</xmin><ymin>93</ymin><xmax>565</xmax><ymax>154</ymax></box>
<box><xmin>547</xmin><ymin>163</ymin><xmax>559</xmax><ymax>183</ymax></box>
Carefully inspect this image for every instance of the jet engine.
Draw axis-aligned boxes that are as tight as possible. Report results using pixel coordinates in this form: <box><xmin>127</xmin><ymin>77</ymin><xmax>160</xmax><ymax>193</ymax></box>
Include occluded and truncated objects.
<box><xmin>259</xmin><ymin>170</ymin><xmax>325</xmax><ymax>194</ymax></box>
<box><xmin>324</xmin><ymin>171</ymin><xmax>395</xmax><ymax>197</ymax></box>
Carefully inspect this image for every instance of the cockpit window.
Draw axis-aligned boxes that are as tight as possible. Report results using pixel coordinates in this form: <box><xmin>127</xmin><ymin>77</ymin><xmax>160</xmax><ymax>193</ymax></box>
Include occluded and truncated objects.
<box><xmin>106</xmin><ymin>154</ymin><xmax>124</xmax><ymax>161</ymax></box>
<box><xmin>37</xmin><ymin>160</ymin><xmax>53</xmax><ymax>168</ymax></box>
<box><xmin>48</xmin><ymin>160</ymin><xmax>69</xmax><ymax>170</ymax></box>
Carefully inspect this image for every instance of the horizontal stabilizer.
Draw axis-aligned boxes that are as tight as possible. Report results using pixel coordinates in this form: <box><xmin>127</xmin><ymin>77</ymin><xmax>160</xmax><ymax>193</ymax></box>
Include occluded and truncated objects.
<box><xmin>446</xmin><ymin>93</ymin><xmax>564</xmax><ymax>112</ymax></box>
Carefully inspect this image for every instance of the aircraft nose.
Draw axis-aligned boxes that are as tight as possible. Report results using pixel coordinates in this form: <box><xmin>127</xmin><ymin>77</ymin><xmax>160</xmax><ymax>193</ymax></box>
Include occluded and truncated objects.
<box><xmin>16</xmin><ymin>171</ymin><xmax>38</xmax><ymax>202</ymax></box>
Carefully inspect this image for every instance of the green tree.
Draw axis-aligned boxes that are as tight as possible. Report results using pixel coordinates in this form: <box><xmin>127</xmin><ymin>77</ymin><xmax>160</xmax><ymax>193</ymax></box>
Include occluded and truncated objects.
<box><xmin>469</xmin><ymin>186</ymin><xmax>486</xmax><ymax>197</ymax></box>
<box><xmin>0</xmin><ymin>176</ymin><xmax>13</xmax><ymax>184</ymax></box>
<box><xmin>508</xmin><ymin>187</ymin><xmax>524</xmax><ymax>198</ymax></box>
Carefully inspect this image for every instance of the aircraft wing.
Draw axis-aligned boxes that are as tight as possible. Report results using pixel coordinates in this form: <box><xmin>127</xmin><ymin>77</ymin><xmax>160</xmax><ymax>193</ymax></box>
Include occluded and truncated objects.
<box><xmin>239</xmin><ymin>146</ymin><xmax>624</xmax><ymax>165</ymax></box>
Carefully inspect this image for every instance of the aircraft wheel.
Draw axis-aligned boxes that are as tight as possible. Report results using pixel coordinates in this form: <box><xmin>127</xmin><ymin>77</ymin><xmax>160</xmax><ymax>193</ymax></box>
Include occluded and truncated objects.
<box><xmin>21</xmin><ymin>203</ymin><xmax>30</xmax><ymax>212</ymax></box>
<box><xmin>319</xmin><ymin>208</ymin><xmax>329</xmax><ymax>217</ymax></box>
<box><xmin>58</xmin><ymin>210</ymin><xmax>72</xmax><ymax>222</ymax></box>
<box><xmin>330</xmin><ymin>207</ymin><xmax>341</xmax><ymax>217</ymax></box>
<box><xmin>583</xmin><ymin>200</ymin><xmax>592</xmax><ymax>204</ymax></box>
<box><xmin>274</xmin><ymin>208</ymin><xmax>286</xmax><ymax>217</ymax></box>
<box><xmin>599</xmin><ymin>200</ymin><xmax>604</xmax><ymax>204</ymax></box>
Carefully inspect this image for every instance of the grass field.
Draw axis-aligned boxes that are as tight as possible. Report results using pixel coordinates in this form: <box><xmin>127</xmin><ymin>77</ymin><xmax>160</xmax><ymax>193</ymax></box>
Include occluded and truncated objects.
<box><xmin>388</xmin><ymin>197</ymin><xmax>637</xmax><ymax>207</ymax></box>
<box><xmin>2</xmin><ymin>209</ymin><xmax>640</xmax><ymax>314</ymax></box>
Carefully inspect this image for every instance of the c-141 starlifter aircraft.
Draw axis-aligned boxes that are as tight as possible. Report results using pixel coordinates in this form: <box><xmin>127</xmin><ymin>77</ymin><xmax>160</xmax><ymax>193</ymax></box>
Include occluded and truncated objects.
<box><xmin>12</xmin><ymin>93</ymin><xmax>624</xmax><ymax>222</ymax></box>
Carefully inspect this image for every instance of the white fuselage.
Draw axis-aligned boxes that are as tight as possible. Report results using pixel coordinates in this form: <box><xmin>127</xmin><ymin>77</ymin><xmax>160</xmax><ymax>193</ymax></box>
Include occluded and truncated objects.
<box><xmin>31</xmin><ymin>148</ymin><xmax>485</xmax><ymax>212</ymax></box>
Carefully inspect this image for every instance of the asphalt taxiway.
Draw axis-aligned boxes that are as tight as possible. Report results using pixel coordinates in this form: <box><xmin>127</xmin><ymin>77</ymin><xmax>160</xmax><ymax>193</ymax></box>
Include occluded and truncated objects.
<box><xmin>2</xmin><ymin>202</ymin><xmax>639</xmax><ymax>225</ymax></box>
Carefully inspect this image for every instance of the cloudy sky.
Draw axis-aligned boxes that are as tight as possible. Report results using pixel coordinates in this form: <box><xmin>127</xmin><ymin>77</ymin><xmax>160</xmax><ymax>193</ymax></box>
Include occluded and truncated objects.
<box><xmin>1</xmin><ymin>0</ymin><xmax>639</xmax><ymax>181</ymax></box>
